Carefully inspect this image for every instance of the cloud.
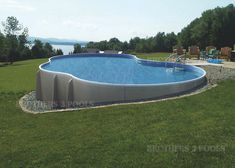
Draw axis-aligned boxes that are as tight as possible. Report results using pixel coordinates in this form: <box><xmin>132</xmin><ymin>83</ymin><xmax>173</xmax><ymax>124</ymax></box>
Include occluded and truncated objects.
<box><xmin>129</xmin><ymin>30</ymin><xmax>149</xmax><ymax>38</ymax></box>
<box><xmin>41</xmin><ymin>19</ymin><xmax>49</xmax><ymax>25</ymax></box>
<box><xmin>0</xmin><ymin>0</ymin><xmax>36</xmax><ymax>11</ymax></box>
<box><xmin>62</xmin><ymin>20</ymin><xmax>99</xmax><ymax>31</ymax></box>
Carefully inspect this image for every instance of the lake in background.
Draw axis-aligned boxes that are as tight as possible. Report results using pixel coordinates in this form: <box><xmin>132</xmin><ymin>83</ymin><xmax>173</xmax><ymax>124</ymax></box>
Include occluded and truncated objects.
<box><xmin>52</xmin><ymin>44</ymin><xmax>74</xmax><ymax>55</ymax></box>
<box><xmin>28</xmin><ymin>36</ymin><xmax>87</xmax><ymax>55</ymax></box>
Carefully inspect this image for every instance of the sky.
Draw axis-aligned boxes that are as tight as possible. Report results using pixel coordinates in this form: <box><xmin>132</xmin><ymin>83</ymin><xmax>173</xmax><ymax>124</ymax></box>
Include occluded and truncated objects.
<box><xmin>0</xmin><ymin>0</ymin><xmax>234</xmax><ymax>42</ymax></box>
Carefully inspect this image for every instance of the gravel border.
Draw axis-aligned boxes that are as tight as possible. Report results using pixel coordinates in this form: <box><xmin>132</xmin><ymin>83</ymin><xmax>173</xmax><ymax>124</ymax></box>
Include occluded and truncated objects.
<box><xmin>19</xmin><ymin>65</ymin><xmax>235</xmax><ymax>114</ymax></box>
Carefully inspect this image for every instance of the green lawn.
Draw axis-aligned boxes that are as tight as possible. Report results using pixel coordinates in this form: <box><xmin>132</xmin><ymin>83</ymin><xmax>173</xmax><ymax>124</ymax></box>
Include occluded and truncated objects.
<box><xmin>0</xmin><ymin>59</ymin><xmax>47</xmax><ymax>92</ymax></box>
<box><xmin>0</xmin><ymin>54</ymin><xmax>234</xmax><ymax>167</ymax></box>
<box><xmin>135</xmin><ymin>52</ymin><xmax>171</xmax><ymax>61</ymax></box>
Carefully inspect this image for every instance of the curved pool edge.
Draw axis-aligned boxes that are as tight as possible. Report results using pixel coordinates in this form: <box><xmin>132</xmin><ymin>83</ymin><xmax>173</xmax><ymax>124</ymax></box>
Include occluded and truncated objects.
<box><xmin>39</xmin><ymin>53</ymin><xmax>207</xmax><ymax>86</ymax></box>
<box><xmin>36</xmin><ymin>54</ymin><xmax>207</xmax><ymax>107</ymax></box>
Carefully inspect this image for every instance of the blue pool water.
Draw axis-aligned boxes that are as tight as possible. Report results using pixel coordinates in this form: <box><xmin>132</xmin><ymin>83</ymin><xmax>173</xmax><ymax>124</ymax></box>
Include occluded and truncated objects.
<box><xmin>42</xmin><ymin>54</ymin><xmax>204</xmax><ymax>85</ymax></box>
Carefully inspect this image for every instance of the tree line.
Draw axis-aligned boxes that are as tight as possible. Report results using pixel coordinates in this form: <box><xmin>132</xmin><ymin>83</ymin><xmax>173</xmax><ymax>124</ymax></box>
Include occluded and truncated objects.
<box><xmin>74</xmin><ymin>4</ymin><xmax>235</xmax><ymax>54</ymax></box>
<box><xmin>178</xmin><ymin>4</ymin><xmax>235</xmax><ymax>49</ymax></box>
<box><xmin>0</xmin><ymin>17</ymin><xmax>63</xmax><ymax>64</ymax></box>
<box><xmin>76</xmin><ymin>32</ymin><xmax>177</xmax><ymax>53</ymax></box>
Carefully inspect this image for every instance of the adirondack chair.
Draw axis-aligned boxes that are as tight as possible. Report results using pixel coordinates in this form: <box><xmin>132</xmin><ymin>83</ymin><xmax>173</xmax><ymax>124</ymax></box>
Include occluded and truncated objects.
<box><xmin>173</xmin><ymin>45</ymin><xmax>184</xmax><ymax>55</ymax></box>
<box><xmin>219</xmin><ymin>47</ymin><xmax>232</xmax><ymax>60</ymax></box>
<box><xmin>188</xmin><ymin>45</ymin><xmax>200</xmax><ymax>59</ymax></box>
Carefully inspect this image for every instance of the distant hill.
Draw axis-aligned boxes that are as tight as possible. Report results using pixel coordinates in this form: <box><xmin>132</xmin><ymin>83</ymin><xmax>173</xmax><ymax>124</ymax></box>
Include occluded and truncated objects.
<box><xmin>28</xmin><ymin>37</ymin><xmax>88</xmax><ymax>46</ymax></box>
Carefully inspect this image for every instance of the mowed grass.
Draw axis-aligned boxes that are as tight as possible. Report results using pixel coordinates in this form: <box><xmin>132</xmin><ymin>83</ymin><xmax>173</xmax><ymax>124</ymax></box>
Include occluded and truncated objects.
<box><xmin>0</xmin><ymin>54</ymin><xmax>235</xmax><ymax>167</ymax></box>
<box><xmin>135</xmin><ymin>52</ymin><xmax>171</xmax><ymax>61</ymax></box>
<box><xmin>0</xmin><ymin>59</ymin><xmax>47</xmax><ymax>92</ymax></box>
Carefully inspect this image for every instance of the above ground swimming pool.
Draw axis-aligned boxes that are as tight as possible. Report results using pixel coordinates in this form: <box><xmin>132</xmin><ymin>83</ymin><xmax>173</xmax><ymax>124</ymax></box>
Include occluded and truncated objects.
<box><xmin>36</xmin><ymin>54</ymin><xmax>206</xmax><ymax>107</ymax></box>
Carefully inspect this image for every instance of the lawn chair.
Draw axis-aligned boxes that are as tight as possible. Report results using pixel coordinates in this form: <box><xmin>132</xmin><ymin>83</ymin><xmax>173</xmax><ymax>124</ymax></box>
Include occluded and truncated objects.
<box><xmin>219</xmin><ymin>47</ymin><xmax>232</xmax><ymax>60</ymax></box>
<box><xmin>188</xmin><ymin>45</ymin><xmax>200</xmax><ymax>59</ymax></box>
<box><xmin>205</xmin><ymin>46</ymin><xmax>219</xmax><ymax>59</ymax></box>
<box><xmin>173</xmin><ymin>45</ymin><xmax>184</xmax><ymax>55</ymax></box>
<box><xmin>200</xmin><ymin>51</ymin><xmax>207</xmax><ymax>60</ymax></box>
<box><xmin>206</xmin><ymin>46</ymin><xmax>216</xmax><ymax>54</ymax></box>
<box><xmin>208</xmin><ymin>49</ymin><xmax>220</xmax><ymax>59</ymax></box>
<box><xmin>200</xmin><ymin>46</ymin><xmax>219</xmax><ymax>59</ymax></box>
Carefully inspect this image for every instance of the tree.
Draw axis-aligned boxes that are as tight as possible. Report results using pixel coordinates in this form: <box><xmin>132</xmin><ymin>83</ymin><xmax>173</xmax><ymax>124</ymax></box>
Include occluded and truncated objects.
<box><xmin>0</xmin><ymin>32</ymin><xmax>7</xmax><ymax>61</ymax></box>
<box><xmin>18</xmin><ymin>28</ymin><xmax>28</xmax><ymax>48</ymax></box>
<box><xmin>178</xmin><ymin>4</ymin><xmax>235</xmax><ymax>49</ymax></box>
<box><xmin>153</xmin><ymin>32</ymin><xmax>166</xmax><ymax>52</ymax></box>
<box><xmin>0</xmin><ymin>16</ymin><xmax>66</xmax><ymax>62</ymax></box>
<box><xmin>97</xmin><ymin>40</ymin><xmax>108</xmax><ymax>50</ymax></box>
<box><xmin>111</xmin><ymin>38</ymin><xmax>123</xmax><ymax>51</ymax></box>
<box><xmin>31</xmin><ymin>40</ymin><xmax>45</xmax><ymax>58</ymax></box>
<box><xmin>5</xmin><ymin>34</ymin><xmax>19</xmax><ymax>63</ymax></box>
<box><xmin>129</xmin><ymin>37</ymin><xmax>141</xmax><ymax>50</ymax></box>
<box><xmin>121</xmin><ymin>41</ymin><xmax>129</xmax><ymax>52</ymax></box>
<box><xmin>2</xmin><ymin>16</ymin><xmax>22</xmax><ymax>35</ymax></box>
<box><xmin>32</xmin><ymin>41</ymin><xmax>62</xmax><ymax>58</ymax></box>
<box><xmin>73</xmin><ymin>44</ymin><xmax>82</xmax><ymax>53</ymax></box>
<box><xmin>54</xmin><ymin>49</ymin><xmax>63</xmax><ymax>55</ymax></box>
<box><xmin>164</xmin><ymin>32</ymin><xmax>177</xmax><ymax>52</ymax></box>
<box><xmin>18</xmin><ymin>28</ymin><xmax>30</xmax><ymax>60</ymax></box>
<box><xmin>1</xmin><ymin>16</ymin><xmax>29</xmax><ymax>63</ymax></box>
<box><xmin>44</xmin><ymin>43</ymin><xmax>54</xmax><ymax>57</ymax></box>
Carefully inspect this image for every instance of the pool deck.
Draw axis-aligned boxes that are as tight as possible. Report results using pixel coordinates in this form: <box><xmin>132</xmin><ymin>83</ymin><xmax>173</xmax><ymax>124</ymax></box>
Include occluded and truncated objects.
<box><xmin>186</xmin><ymin>59</ymin><xmax>235</xmax><ymax>69</ymax></box>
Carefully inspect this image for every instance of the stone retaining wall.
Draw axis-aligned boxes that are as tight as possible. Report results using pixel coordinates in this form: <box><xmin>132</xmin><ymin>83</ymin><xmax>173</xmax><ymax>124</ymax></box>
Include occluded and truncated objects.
<box><xmin>200</xmin><ymin>65</ymin><xmax>235</xmax><ymax>84</ymax></box>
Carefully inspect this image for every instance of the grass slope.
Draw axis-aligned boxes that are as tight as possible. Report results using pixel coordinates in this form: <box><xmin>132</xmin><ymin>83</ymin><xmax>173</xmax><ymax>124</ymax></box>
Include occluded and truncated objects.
<box><xmin>0</xmin><ymin>59</ymin><xmax>47</xmax><ymax>92</ymax></box>
<box><xmin>0</xmin><ymin>54</ymin><xmax>234</xmax><ymax>167</ymax></box>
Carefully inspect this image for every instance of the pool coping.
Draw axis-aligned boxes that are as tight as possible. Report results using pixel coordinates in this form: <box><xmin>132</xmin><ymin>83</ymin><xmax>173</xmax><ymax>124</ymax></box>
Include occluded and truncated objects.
<box><xmin>39</xmin><ymin>53</ymin><xmax>207</xmax><ymax>87</ymax></box>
